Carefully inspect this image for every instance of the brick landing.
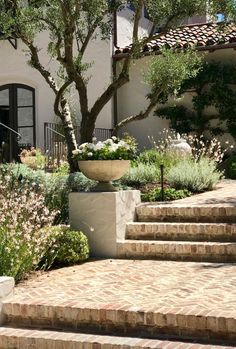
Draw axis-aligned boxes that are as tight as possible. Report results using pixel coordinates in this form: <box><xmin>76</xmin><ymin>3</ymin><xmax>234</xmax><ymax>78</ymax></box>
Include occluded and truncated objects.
<box><xmin>3</xmin><ymin>259</ymin><xmax>236</xmax><ymax>344</ymax></box>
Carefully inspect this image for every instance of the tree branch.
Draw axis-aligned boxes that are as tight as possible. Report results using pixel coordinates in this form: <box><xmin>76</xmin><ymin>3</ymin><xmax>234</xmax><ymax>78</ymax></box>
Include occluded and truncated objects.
<box><xmin>80</xmin><ymin>20</ymin><xmax>99</xmax><ymax>56</ymax></box>
<box><xmin>21</xmin><ymin>37</ymin><xmax>58</xmax><ymax>95</ymax></box>
<box><xmin>114</xmin><ymin>94</ymin><xmax>161</xmax><ymax>131</ymax></box>
<box><xmin>89</xmin><ymin>0</ymin><xmax>144</xmax><ymax>120</ymax></box>
<box><xmin>132</xmin><ymin>0</ymin><xmax>143</xmax><ymax>43</ymax></box>
<box><xmin>54</xmin><ymin>79</ymin><xmax>73</xmax><ymax>116</ymax></box>
<box><xmin>57</xmin><ymin>0</ymin><xmax>89</xmax><ymax>117</ymax></box>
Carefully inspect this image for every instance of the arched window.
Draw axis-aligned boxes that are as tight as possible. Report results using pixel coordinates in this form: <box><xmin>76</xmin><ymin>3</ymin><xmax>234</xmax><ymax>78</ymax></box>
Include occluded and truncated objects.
<box><xmin>0</xmin><ymin>84</ymin><xmax>35</xmax><ymax>162</ymax></box>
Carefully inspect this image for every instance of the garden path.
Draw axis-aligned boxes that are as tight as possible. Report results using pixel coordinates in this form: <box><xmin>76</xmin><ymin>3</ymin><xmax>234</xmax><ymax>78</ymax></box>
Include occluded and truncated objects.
<box><xmin>2</xmin><ymin>180</ymin><xmax>236</xmax><ymax>348</ymax></box>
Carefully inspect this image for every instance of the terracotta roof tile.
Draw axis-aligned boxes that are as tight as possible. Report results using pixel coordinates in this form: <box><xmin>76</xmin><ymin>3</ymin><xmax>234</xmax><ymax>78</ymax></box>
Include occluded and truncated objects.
<box><xmin>115</xmin><ymin>22</ymin><xmax>236</xmax><ymax>55</ymax></box>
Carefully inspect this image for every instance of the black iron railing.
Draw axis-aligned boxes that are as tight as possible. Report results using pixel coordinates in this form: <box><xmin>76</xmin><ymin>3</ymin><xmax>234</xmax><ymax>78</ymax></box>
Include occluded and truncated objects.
<box><xmin>44</xmin><ymin>122</ymin><xmax>112</xmax><ymax>168</ymax></box>
<box><xmin>0</xmin><ymin>122</ymin><xmax>22</xmax><ymax>163</ymax></box>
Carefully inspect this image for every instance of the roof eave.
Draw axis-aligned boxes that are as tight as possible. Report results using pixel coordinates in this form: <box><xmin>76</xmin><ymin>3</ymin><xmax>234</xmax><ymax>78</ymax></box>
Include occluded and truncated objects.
<box><xmin>113</xmin><ymin>42</ymin><xmax>236</xmax><ymax>61</ymax></box>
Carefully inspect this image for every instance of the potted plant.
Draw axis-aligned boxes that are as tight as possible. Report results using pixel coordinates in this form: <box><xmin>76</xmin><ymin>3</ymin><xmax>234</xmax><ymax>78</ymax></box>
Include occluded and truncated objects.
<box><xmin>73</xmin><ymin>136</ymin><xmax>137</xmax><ymax>191</ymax></box>
<box><xmin>19</xmin><ymin>147</ymin><xmax>45</xmax><ymax>170</ymax></box>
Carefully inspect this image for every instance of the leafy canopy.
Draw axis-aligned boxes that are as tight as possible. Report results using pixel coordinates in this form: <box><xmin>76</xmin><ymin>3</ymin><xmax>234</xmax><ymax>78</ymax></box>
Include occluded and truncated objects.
<box><xmin>145</xmin><ymin>49</ymin><xmax>202</xmax><ymax>101</ymax></box>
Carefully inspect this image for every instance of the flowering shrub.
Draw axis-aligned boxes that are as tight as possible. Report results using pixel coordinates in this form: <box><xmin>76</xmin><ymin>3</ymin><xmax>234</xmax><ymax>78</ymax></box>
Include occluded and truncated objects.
<box><xmin>149</xmin><ymin>129</ymin><xmax>234</xmax><ymax>163</ymax></box>
<box><xmin>73</xmin><ymin>136</ymin><xmax>137</xmax><ymax>161</ymax></box>
<box><xmin>0</xmin><ymin>172</ymin><xmax>57</xmax><ymax>281</ymax></box>
<box><xmin>0</xmin><ymin>163</ymin><xmax>95</xmax><ymax>225</ymax></box>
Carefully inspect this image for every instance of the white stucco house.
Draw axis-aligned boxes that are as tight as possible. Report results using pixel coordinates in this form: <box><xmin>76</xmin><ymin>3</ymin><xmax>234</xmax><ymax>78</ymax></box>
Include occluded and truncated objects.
<box><xmin>115</xmin><ymin>20</ymin><xmax>236</xmax><ymax>148</ymax></box>
<box><xmin>0</xmin><ymin>4</ymin><xmax>235</xmax><ymax>161</ymax></box>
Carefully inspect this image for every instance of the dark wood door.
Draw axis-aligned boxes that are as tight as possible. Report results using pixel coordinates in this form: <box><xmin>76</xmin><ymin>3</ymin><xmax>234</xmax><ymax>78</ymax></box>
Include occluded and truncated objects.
<box><xmin>0</xmin><ymin>84</ymin><xmax>35</xmax><ymax>162</ymax></box>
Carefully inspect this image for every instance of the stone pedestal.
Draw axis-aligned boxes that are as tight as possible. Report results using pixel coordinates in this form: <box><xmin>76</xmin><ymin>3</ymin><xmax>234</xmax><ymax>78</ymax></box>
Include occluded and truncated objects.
<box><xmin>69</xmin><ymin>190</ymin><xmax>141</xmax><ymax>258</ymax></box>
<box><xmin>0</xmin><ymin>277</ymin><xmax>14</xmax><ymax>325</ymax></box>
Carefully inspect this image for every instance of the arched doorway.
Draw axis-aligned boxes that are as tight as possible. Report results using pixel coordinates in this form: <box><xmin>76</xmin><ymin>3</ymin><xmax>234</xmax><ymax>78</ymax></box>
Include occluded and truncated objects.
<box><xmin>0</xmin><ymin>84</ymin><xmax>35</xmax><ymax>162</ymax></box>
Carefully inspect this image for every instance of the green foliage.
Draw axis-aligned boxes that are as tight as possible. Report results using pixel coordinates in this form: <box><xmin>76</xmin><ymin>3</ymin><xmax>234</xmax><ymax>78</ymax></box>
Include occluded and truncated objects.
<box><xmin>145</xmin><ymin>0</ymin><xmax>207</xmax><ymax>27</ymax></box>
<box><xmin>0</xmin><ymin>163</ymin><xmax>46</xmax><ymax>191</ymax></box>
<box><xmin>167</xmin><ymin>157</ymin><xmax>223</xmax><ymax>192</ymax></box>
<box><xmin>120</xmin><ymin>163</ymin><xmax>160</xmax><ymax>187</ymax></box>
<box><xmin>156</xmin><ymin>62</ymin><xmax>236</xmax><ymax>139</ymax></box>
<box><xmin>145</xmin><ymin>49</ymin><xmax>202</xmax><ymax>101</ymax></box>
<box><xmin>41</xmin><ymin>226</ymin><xmax>89</xmax><ymax>269</ymax></box>
<box><xmin>207</xmin><ymin>0</ymin><xmax>236</xmax><ymax>21</ymax></box>
<box><xmin>137</xmin><ymin>149</ymin><xmax>181</xmax><ymax>171</ymax></box>
<box><xmin>45</xmin><ymin>172</ymin><xmax>95</xmax><ymax>224</ymax></box>
<box><xmin>0</xmin><ymin>163</ymin><xmax>95</xmax><ymax>224</ymax></box>
<box><xmin>141</xmin><ymin>187</ymin><xmax>191</xmax><ymax>202</ymax></box>
<box><xmin>53</xmin><ymin>161</ymin><xmax>70</xmax><ymax>175</ymax></box>
<box><xmin>223</xmin><ymin>155</ymin><xmax>236</xmax><ymax>179</ymax></box>
<box><xmin>138</xmin><ymin>149</ymin><xmax>161</xmax><ymax>164</ymax></box>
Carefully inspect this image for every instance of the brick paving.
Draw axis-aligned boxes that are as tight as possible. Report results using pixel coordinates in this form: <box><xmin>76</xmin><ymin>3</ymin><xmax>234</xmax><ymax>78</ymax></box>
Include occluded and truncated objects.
<box><xmin>13</xmin><ymin>259</ymin><xmax>236</xmax><ymax>315</ymax></box>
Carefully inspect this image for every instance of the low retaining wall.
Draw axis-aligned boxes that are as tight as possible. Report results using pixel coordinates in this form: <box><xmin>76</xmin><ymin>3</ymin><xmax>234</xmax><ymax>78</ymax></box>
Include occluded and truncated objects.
<box><xmin>0</xmin><ymin>277</ymin><xmax>15</xmax><ymax>325</ymax></box>
<box><xmin>69</xmin><ymin>190</ymin><xmax>141</xmax><ymax>258</ymax></box>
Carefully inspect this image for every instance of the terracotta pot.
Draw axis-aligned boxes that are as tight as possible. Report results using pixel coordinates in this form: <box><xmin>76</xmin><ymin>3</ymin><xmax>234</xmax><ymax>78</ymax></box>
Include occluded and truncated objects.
<box><xmin>20</xmin><ymin>156</ymin><xmax>38</xmax><ymax>170</ymax></box>
<box><xmin>78</xmin><ymin>160</ymin><xmax>130</xmax><ymax>192</ymax></box>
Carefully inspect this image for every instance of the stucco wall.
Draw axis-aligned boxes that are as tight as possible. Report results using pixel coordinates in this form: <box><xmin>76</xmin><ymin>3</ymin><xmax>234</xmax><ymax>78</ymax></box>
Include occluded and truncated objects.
<box><xmin>0</xmin><ymin>31</ymin><xmax>112</xmax><ymax>148</ymax></box>
<box><xmin>84</xmin><ymin>38</ymin><xmax>113</xmax><ymax>129</ymax></box>
<box><xmin>116</xmin><ymin>48</ymin><xmax>236</xmax><ymax>149</ymax></box>
<box><xmin>0</xmin><ymin>36</ymin><xmax>55</xmax><ymax>148</ymax></box>
<box><xmin>116</xmin><ymin>7</ymin><xmax>153</xmax><ymax>48</ymax></box>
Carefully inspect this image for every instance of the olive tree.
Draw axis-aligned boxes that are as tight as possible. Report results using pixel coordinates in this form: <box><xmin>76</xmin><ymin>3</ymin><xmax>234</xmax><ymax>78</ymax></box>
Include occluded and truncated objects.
<box><xmin>0</xmin><ymin>0</ymin><xmax>227</xmax><ymax>172</ymax></box>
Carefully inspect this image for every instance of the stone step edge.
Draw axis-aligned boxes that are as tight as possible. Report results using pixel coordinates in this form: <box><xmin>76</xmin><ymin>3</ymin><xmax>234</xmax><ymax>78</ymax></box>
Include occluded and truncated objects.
<box><xmin>118</xmin><ymin>240</ymin><xmax>236</xmax><ymax>247</ymax></box>
<box><xmin>126</xmin><ymin>222</ymin><xmax>236</xmax><ymax>227</ymax></box>
<box><xmin>126</xmin><ymin>222</ymin><xmax>236</xmax><ymax>241</ymax></box>
<box><xmin>117</xmin><ymin>241</ymin><xmax>236</xmax><ymax>262</ymax></box>
<box><xmin>3</xmin><ymin>302</ymin><xmax>236</xmax><ymax>343</ymax></box>
<box><xmin>136</xmin><ymin>206</ymin><xmax>236</xmax><ymax>223</ymax></box>
<box><xmin>137</xmin><ymin>204</ymin><xmax>236</xmax><ymax>210</ymax></box>
<box><xmin>0</xmin><ymin>326</ymin><xmax>234</xmax><ymax>349</ymax></box>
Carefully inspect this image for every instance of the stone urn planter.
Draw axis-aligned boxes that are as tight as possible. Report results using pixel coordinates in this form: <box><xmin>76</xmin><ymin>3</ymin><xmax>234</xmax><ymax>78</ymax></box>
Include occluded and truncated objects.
<box><xmin>78</xmin><ymin>160</ymin><xmax>130</xmax><ymax>192</ymax></box>
<box><xmin>167</xmin><ymin>135</ymin><xmax>192</xmax><ymax>157</ymax></box>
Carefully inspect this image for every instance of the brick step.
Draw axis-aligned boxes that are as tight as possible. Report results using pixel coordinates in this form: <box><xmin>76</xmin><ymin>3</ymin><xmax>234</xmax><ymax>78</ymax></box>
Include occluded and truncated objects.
<box><xmin>0</xmin><ymin>327</ymin><xmax>234</xmax><ymax>349</ymax></box>
<box><xmin>126</xmin><ymin>222</ymin><xmax>236</xmax><ymax>242</ymax></box>
<box><xmin>137</xmin><ymin>205</ymin><xmax>236</xmax><ymax>223</ymax></box>
<box><xmin>3</xmin><ymin>300</ymin><xmax>236</xmax><ymax>344</ymax></box>
<box><xmin>117</xmin><ymin>240</ymin><xmax>236</xmax><ymax>263</ymax></box>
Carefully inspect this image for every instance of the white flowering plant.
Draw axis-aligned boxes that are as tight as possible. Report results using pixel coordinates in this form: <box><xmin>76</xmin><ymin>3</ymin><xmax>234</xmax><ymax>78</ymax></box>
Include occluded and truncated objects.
<box><xmin>0</xmin><ymin>170</ymin><xmax>58</xmax><ymax>281</ymax></box>
<box><xmin>149</xmin><ymin>128</ymin><xmax>234</xmax><ymax>163</ymax></box>
<box><xmin>72</xmin><ymin>136</ymin><xmax>137</xmax><ymax>161</ymax></box>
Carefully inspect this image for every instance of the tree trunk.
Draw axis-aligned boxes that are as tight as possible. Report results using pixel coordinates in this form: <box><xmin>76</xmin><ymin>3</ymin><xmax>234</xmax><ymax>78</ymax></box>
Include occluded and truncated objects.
<box><xmin>63</xmin><ymin>125</ymin><xmax>79</xmax><ymax>173</ymax></box>
<box><xmin>60</xmin><ymin>112</ymin><xmax>79</xmax><ymax>173</ymax></box>
<box><xmin>79</xmin><ymin>116</ymin><xmax>96</xmax><ymax>144</ymax></box>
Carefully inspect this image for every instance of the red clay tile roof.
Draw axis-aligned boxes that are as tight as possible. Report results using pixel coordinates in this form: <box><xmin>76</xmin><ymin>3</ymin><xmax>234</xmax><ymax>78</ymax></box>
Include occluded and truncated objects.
<box><xmin>114</xmin><ymin>22</ymin><xmax>236</xmax><ymax>56</ymax></box>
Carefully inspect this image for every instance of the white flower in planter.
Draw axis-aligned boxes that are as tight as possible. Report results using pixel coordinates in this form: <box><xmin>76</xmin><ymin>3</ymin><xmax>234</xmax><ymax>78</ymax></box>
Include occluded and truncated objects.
<box><xmin>73</xmin><ymin>137</ymin><xmax>137</xmax><ymax>161</ymax></box>
<box><xmin>95</xmin><ymin>141</ymin><xmax>105</xmax><ymax>150</ymax></box>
